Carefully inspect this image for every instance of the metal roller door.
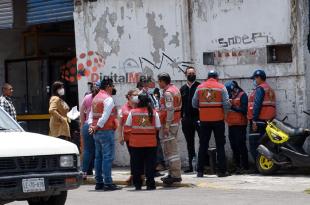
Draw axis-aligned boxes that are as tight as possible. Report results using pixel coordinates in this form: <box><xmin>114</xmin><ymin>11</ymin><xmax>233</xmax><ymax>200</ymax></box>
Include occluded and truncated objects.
<box><xmin>0</xmin><ymin>0</ymin><xmax>13</xmax><ymax>29</ymax></box>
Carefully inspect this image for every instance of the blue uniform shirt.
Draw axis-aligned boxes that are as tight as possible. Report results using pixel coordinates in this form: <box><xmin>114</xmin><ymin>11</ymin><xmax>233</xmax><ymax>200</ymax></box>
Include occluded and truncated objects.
<box><xmin>252</xmin><ymin>86</ymin><xmax>265</xmax><ymax>121</ymax></box>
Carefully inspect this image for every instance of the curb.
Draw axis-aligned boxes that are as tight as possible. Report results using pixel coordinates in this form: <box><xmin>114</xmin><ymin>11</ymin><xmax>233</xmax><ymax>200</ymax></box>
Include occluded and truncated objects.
<box><xmin>83</xmin><ymin>178</ymin><xmax>196</xmax><ymax>188</ymax></box>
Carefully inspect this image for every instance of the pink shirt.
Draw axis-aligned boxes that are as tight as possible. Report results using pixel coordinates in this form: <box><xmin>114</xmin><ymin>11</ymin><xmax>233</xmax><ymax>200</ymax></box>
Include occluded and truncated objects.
<box><xmin>82</xmin><ymin>94</ymin><xmax>94</xmax><ymax>122</ymax></box>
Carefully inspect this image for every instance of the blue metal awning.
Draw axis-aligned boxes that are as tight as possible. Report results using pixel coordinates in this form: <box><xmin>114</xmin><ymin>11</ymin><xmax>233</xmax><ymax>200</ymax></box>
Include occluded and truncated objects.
<box><xmin>27</xmin><ymin>0</ymin><xmax>74</xmax><ymax>25</ymax></box>
<box><xmin>0</xmin><ymin>0</ymin><xmax>13</xmax><ymax>29</ymax></box>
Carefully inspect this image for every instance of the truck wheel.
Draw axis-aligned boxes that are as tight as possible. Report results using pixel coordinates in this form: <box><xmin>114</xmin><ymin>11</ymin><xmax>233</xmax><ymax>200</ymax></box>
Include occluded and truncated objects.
<box><xmin>256</xmin><ymin>153</ymin><xmax>279</xmax><ymax>175</ymax></box>
<box><xmin>28</xmin><ymin>191</ymin><xmax>67</xmax><ymax>205</ymax></box>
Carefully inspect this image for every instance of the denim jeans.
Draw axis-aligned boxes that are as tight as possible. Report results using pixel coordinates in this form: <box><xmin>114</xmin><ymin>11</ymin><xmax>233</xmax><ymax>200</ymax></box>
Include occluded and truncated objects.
<box><xmin>82</xmin><ymin>123</ymin><xmax>95</xmax><ymax>173</ymax></box>
<box><xmin>94</xmin><ymin>130</ymin><xmax>115</xmax><ymax>184</ymax></box>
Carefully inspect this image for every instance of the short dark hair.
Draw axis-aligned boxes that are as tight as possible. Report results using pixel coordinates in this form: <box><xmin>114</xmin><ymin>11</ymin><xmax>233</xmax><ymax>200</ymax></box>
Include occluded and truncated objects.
<box><xmin>52</xmin><ymin>81</ymin><xmax>64</xmax><ymax>96</ymax></box>
<box><xmin>2</xmin><ymin>83</ymin><xmax>12</xmax><ymax>92</ymax></box>
<box><xmin>100</xmin><ymin>78</ymin><xmax>114</xmax><ymax>90</ymax></box>
<box><xmin>157</xmin><ymin>73</ymin><xmax>171</xmax><ymax>85</ymax></box>
<box><xmin>185</xmin><ymin>66</ymin><xmax>195</xmax><ymax>74</ymax></box>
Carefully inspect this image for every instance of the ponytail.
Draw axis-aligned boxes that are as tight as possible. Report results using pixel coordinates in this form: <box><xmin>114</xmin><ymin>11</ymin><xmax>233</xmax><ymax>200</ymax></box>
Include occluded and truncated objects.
<box><xmin>146</xmin><ymin>102</ymin><xmax>153</xmax><ymax>123</ymax></box>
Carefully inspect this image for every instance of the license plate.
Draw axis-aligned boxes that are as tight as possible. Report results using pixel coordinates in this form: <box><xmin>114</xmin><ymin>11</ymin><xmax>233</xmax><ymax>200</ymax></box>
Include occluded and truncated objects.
<box><xmin>22</xmin><ymin>178</ymin><xmax>45</xmax><ymax>193</ymax></box>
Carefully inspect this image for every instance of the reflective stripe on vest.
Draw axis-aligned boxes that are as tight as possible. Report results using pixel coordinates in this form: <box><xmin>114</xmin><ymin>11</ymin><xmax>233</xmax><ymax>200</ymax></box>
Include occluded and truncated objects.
<box><xmin>247</xmin><ymin>82</ymin><xmax>276</xmax><ymax>120</ymax></box>
<box><xmin>129</xmin><ymin>108</ymin><xmax>157</xmax><ymax>147</ymax></box>
<box><xmin>92</xmin><ymin>90</ymin><xmax>116</xmax><ymax>130</ymax></box>
<box><xmin>197</xmin><ymin>79</ymin><xmax>225</xmax><ymax>121</ymax></box>
<box><xmin>159</xmin><ymin>84</ymin><xmax>182</xmax><ymax>125</ymax></box>
<box><xmin>225</xmin><ymin>91</ymin><xmax>247</xmax><ymax>126</ymax></box>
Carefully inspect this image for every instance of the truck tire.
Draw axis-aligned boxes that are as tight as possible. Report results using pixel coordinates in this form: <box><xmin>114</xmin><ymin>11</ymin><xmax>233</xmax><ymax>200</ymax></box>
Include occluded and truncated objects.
<box><xmin>28</xmin><ymin>191</ymin><xmax>67</xmax><ymax>205</ymax></box>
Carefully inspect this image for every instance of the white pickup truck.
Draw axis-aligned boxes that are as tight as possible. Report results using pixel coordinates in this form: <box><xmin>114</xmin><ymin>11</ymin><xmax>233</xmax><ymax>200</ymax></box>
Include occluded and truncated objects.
<box><xmin>0</xmin><ymin>107</ymin><xmax>82</xmax><ymax>205</ymax></box>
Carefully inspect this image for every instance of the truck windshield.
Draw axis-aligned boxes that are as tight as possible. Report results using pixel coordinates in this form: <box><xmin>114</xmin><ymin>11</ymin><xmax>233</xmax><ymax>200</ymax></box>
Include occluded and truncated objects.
<box><xmin>0</xmin><ymin>108</ymin><xmax>22</xmax><ymax>132</ymax></box>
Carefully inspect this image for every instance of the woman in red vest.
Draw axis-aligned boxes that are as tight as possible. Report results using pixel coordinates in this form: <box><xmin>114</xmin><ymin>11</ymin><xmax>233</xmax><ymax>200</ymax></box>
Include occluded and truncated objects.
<box><xmin>225</xmin><ymin>81</ymin><xmax>249</xmax><ymax>173</ymax></box>
<box><xmin>118</xmin><ymin>89</ymin><xmax>139</xmax><ymax>185</ymax></box>
<box><xmin>125</xmin><ymin>93</ymin><xmax>161</xmax><ymax>190</ymax></box>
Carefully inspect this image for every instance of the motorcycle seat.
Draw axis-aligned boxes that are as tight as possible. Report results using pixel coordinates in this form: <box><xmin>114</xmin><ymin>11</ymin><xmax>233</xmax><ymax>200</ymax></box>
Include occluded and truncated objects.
<box><xmin>272</xmin><ymin>119</ymin><xmax>309</xmax><ymax>136</ymax></box>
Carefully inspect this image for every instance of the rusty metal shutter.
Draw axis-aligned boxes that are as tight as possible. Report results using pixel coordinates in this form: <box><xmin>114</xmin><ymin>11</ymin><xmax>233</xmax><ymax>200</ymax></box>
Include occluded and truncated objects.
<box><xmin>0</xmin><ymin>0</ymin><xmax>13</xmax><ymax>29</ymax></box>
<box><xmin>27</xmin><ymin>0</ymin><xmax>74</xmax><ymax>25</ymax></box>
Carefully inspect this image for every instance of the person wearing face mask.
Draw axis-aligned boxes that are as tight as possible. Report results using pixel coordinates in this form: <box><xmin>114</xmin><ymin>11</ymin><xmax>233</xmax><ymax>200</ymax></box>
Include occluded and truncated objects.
<box><xmin>225</xmin><ymin>80</ymin><xmax>249</xmax><ymax>174</ymax></box>
<box><xmin>118</xmin><ymin>88</ymin><xmax>140</xmax><ymax>185</ymax></box>
<box><xmin>80</xmin><ymin>81</ymin><xmax>100</xmax><ymax>180</ymax></box>
<box><xmin>179</xmin><ymin>67</ymin><xmax>202</xmax><ymax>173</ymax></box>
<box><xmin>88</xmin><ymin>78</ymin><xmax>121</xmax><ymax>191</ymax></box>
<box><xmin>49</xmin><ymin>81</ymin><xmax>70</xmax><ymax>141</ymax></box>
<box><xmin>248</xmin><ymin>70</ymin><xmax>276</xmax><ymax>163</ymax></box>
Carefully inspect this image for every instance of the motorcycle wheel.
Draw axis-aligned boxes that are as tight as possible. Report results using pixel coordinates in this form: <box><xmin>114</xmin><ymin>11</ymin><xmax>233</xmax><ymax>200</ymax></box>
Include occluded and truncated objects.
<box><xmin>256</xmin><ymin>153</ymin><xmax>279</xmax><ymax>175</ymax></box>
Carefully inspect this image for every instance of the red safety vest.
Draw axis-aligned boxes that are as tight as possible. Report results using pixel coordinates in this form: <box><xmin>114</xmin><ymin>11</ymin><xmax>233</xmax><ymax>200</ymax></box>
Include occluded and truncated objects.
<box><xmin>91</xmin><ymin>90</ymin><xmax>117</xmax><ymax>130</ymax></box>
<box><xmin>129</xmin><ymin>108</ymin><xmax>157</xmax><ymax>147</ymax></box>
<box><xmin>225</xmin><ymin>91</ymin><xmax>248</xmax><ymax>126</ymax></box>
<box><xmin>159</xmin><ymin>84</ymin><xmax>182</xmax><ymax>125</ymax></box>
<box><xmin>248</xmin><ymin>82</ymin><xmax>276</xmax><ymax>120</ymax></box>
<box><xmin>121</xmin><ymin>102</ymin><xmax>132</xmax><ymax>142</ymax></box>
<box><xmin>197</xmin><ymin>78</ymin><xmax>225</xmax><ymax>122</ymax></box>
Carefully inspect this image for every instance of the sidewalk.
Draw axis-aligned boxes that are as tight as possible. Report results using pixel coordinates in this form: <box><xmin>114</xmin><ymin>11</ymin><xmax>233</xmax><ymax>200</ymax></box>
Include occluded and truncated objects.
<box><xmin>84</xmin><ymin>168</ymin><xmax>310</xmax><ymax>192</ymax></box>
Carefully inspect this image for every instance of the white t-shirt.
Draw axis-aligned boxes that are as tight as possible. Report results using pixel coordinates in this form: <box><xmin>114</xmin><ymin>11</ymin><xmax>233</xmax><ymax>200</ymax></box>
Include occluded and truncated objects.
<box><xmin>125</xmin><ymin>111</ymin><xmax>161</xmax><ymax>128</ymax></box>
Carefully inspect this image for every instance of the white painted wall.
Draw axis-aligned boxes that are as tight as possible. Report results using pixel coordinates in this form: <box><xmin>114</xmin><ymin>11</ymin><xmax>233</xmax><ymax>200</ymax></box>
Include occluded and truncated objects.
<box><xmin>74</xmin><ymin>0</ymin><xmax>310</xmax><ymax>166</ymax></box>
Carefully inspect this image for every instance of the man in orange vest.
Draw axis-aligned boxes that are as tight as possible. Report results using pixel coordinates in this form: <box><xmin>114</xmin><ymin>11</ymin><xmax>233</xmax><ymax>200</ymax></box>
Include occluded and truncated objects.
<box><xmin>88</xmin><ymin>78</ymin><xmax>121</xmax><ymax>191</ymax></box>
<box><xmin>192</xmin><ymin>70</ymin><xmax>231</xmax><ymax>177</ymax></box>
<box><xmin>157</xmin><ymin>73</ymin><xmax>182</xmax><ymax>185</ymax></box>
<box><xmin>225</xmin><ymin>80</ymin><xmax>249</xmax><ymax>174</ymax></box>
<box><xmin>248</xmin><ymin>69</ymin><xmax>276</xmax><ymax>162</ymax></box>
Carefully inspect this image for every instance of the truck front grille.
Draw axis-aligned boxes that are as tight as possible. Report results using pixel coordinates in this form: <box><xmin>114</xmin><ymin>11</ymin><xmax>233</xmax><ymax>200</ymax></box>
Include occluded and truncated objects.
<box><xmin>0</xmin><ymin>155</ymin><xmax>73</xmax><ymax>174</ymax></box>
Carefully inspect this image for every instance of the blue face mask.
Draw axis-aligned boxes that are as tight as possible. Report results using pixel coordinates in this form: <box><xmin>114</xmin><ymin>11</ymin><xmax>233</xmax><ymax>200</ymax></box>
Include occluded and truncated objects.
<box><xmin>253</xmin><ymin>80</ymin><xmax>258</xmax><ymax>87</ymax></box>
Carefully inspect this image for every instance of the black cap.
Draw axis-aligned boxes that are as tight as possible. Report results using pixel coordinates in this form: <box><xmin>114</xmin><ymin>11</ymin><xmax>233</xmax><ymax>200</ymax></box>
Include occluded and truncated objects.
<box><xmin>251</xmin><ymin>69</ymin><xmax>266</xmax><ymax>80</ymax></box>
<box><xmin>208</xmin><ymin>70</ymin><xmax>219</xmax><ymax>78</ymax></box>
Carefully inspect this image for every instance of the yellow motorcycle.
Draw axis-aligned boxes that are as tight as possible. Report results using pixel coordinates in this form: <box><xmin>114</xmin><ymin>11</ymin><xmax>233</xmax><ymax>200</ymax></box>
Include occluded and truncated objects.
<box><xmin>256</xmin><ymin>112</ymin><xmax>310</xmax><ymax>175</ymax></box>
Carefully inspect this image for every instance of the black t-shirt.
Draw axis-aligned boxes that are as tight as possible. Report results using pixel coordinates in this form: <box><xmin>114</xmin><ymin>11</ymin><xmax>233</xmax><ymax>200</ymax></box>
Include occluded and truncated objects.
<box><xmin>180</xmin><ymin>81</ymin><xmax>200</xmax><ymax>121</ymax></box>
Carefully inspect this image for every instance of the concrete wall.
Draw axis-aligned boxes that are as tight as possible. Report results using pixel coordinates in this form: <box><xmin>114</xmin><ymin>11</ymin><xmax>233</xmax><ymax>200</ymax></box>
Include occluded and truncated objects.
<box><xmin>74</xmin><ymin>0</ymin><xmax>310</xmax><ymax>166</ymax></box>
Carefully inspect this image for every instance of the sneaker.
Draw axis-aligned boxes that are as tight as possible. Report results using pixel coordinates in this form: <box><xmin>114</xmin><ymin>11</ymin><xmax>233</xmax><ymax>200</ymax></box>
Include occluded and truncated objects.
<box><xmin>104</xmin><ymin>184</ymin><xmax>122</xmax><ymax>191</ymax></box>
<box><xmin>95</xmin><ymin>183</ymin><xmax>104</xmax><ymax>190</ymax></box>
<box><xmin>197</xmin><ymin>172</ymin><xmax>204</xmax><ymax>178</ymax></box>
<box><xmin>217</xmin><ymin>172</ymin><xmax>231</xmax><ymax>177</ymax></box>
<box><xmin>161</xmin><ymin>175</ymin><xmax>182</xmax><ymax>185</ymax></box>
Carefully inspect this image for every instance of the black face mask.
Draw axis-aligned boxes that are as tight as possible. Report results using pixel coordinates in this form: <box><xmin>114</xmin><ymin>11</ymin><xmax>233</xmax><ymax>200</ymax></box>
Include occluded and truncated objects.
<box><xmin>187</xmin><ymin>75</ymin><xmax>196</xmax><ymax>82</ymax></box>
<box><xmin>112</xmin><ymin>88</ymin><xmax>117</xmax><ymax>95</ymax></box>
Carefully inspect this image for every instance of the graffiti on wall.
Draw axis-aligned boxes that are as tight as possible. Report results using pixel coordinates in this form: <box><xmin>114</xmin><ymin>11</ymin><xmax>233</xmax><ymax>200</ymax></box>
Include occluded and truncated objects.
<box><xmin>76</xmin><ymin>51</ymin><xmax>192</xmax><ymax>83</ymax></box>
<box><xmin>214</xmin><ymin>32</ymin><xmax>275</xmax><ymax>48</ymax></box>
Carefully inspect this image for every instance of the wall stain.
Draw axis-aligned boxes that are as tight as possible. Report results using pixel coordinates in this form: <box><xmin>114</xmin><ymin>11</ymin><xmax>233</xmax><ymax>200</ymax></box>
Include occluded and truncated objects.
<box><xmin>146</xmin><ymin>12</ymin><xmax>168</xmax><ymax>65</ymax></box>
<box><xmin>94</xmin><ymin>7</ymin><xmax>121</xmax><ymax>58</ymax></box>
<box><xmin>169</xmin><ymin>32</ymin><xmax>180</xmax><ymax>47</ymax></box>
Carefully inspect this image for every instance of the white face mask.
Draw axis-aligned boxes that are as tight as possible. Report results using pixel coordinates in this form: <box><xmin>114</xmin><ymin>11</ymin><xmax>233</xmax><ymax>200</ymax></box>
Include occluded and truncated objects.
<box><xmin>57</xmin><ymin>88</ymin><xmax>65</xmax><ymax>96</ymax></box>
<box><xmin>131</xmin><ymin>96</ymin><xmax>139</xmax><ymax>104</ymax></box>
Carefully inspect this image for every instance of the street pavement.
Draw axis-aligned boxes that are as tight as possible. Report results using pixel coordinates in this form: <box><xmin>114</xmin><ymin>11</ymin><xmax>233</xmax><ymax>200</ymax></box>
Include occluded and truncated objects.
<box><xmin>8</xmin><ymin>170</ymin><xmax>310</xmax><ymax>205</ymax></box>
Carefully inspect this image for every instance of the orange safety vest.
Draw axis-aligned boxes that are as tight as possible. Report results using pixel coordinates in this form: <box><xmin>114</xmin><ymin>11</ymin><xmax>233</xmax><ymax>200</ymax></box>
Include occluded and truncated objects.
<box><xmin>129</xmin><ymin>108</ymin><xmax>157</xmax><ymax>147</ymax></box>
<box><xmin>247</xmin><ymin>82</ymin><xmax>276</xmax><ymax>121</ymax></box>
<box><xmin>197</xmin><ymin>78</ymin><xmax>225</xmax><ymax>122</ymax></box>
<box><xmin>121</xmin><ymin>102</ymin><xmax>132</xmax><ymax>142</ymax></box>
<box><xmin>91</xmin><ymin>90</ymin><xmax>117</xmax><ymax>130</ymax></box>
<box><xmin>225</xmin><ymin>91</ymin><xmax>248</xmax><ymax>126</ymax></box>
<box><xmin>159</xmin><ymin>84</ymin><xmax>182</xmax><ymax>126</ymax></box>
